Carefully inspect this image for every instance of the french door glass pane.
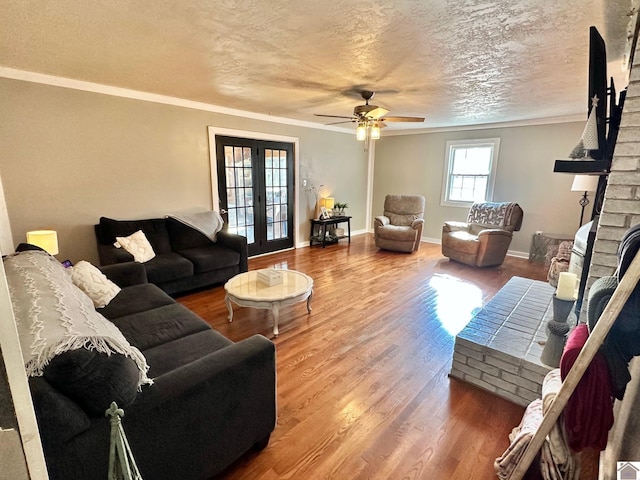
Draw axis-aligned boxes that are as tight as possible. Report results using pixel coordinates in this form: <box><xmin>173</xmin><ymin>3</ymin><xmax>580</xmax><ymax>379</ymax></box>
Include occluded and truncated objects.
<box><xmin>225</xmin><ymin>145</ymin><xmax>255</xmax><ymax>243</ymax></box>
<box><xmin>262</xmin><ymin>148</ymin><xmax>288</xmax><ymax>241</ymax></box>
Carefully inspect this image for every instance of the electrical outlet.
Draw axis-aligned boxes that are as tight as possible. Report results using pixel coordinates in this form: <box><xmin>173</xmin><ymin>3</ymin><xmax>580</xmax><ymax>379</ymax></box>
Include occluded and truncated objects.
<box><xmin>302</xmin><ymin>179</ymin><xmax>307</xmax><ymax>187</ymax></box>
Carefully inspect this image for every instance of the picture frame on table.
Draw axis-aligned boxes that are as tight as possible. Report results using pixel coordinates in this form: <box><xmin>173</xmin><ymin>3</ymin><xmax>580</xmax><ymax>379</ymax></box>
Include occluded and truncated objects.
<box><xmin>320</xmin><ymin>207</ymin><xmax>330</xmax><ymax>219</ymax></box>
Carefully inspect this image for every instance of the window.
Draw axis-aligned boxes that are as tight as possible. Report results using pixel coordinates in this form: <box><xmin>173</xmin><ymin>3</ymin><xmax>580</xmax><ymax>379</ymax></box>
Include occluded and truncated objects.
<box><xmin>441</xmin><ymin>138</ymin><xmax>500</xmax><ymax>207</ymax></box>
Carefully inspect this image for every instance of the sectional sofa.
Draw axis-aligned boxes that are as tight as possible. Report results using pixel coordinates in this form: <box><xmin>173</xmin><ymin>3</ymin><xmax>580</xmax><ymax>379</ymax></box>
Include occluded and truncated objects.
<box><xmin>5</xmin><ymin>248</ymin><xmax>275</xmax><ymax>480</ymax></box>
<box><xmin>94</xmin><ymin>215</ymin><xmax>248</xmax><ymax>295</ymax></box>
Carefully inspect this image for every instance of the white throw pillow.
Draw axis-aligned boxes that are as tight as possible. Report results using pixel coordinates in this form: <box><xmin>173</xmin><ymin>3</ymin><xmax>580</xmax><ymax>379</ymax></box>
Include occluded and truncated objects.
<box><xmin>114</xmin><ymin>230</ymin><xmax>156</xmax><ymax>263</ymax></box>
<box><xmin>71</xmin><ymin>260</ymin><xmax>121</xmax><ymax>308</ymax></box>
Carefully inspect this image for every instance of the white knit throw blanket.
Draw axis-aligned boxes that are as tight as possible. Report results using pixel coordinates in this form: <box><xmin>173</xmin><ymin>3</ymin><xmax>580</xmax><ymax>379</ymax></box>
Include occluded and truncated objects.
<box><xmin>4</xmin><ymin>251</ymin><xmax>151</xmax><ymax>388</ymax></box>
<box><xmin>167</xmin><ymin>210</ymin><xmax>223</xmax><ymax>242</ymax></box>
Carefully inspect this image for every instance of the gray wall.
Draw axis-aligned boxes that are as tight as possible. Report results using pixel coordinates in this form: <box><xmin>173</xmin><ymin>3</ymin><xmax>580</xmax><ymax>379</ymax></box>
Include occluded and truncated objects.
<box><xmin>0</xmin><ymin>78</ymin><xmax>367</xmax><ymax>264</ymax></box>
<box><xmin>373</xmin><ymin>122</ymin><xmax>588</xmax><ymax>254</ymax></box>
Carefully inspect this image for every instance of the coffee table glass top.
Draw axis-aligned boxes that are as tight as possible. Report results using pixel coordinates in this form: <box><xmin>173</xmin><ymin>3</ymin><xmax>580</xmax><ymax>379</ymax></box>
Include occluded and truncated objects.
<box><xmin>225</xmin><ymin>269</ymin><xmax>313</xmax><ymax>301</ymax></box>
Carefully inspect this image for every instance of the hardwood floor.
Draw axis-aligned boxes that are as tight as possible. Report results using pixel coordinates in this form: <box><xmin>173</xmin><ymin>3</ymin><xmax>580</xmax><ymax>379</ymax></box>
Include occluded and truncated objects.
<box><xmin>178</xmin><ymin>234</ymin><xmax>598</xmax><ymax>480</ymax></box>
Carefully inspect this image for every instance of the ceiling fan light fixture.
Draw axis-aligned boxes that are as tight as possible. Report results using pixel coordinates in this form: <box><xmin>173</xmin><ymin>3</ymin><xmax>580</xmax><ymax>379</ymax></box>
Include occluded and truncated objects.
<box><xmin>370</xmin><ymin>122</ymin><xmax>381</xmax><ymax>140</ymax></box>
<box><xmin>356</xmin><ymin>123</ymin><xmax>367</xmax><ymax>141</ymax></box>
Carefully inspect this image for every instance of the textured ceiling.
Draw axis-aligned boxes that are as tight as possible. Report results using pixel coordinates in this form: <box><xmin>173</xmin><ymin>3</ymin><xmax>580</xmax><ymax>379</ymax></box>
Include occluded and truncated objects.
<box><xmin>0</xmin><ymin>1</ymin><xmax>637</xmax><ymax>131</ymax></box>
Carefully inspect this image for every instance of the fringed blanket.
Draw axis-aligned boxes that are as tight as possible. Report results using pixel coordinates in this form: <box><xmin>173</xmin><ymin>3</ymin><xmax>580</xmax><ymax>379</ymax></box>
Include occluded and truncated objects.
<box><xmin>495</xmin><ymin>369</ymin><xmax>580</xmax><ymax>480</ymax></box>
<box><xmin>167</xmin><ymin>210</ymin><xmax>224</xmax><ymax>242</ymax></box>
<box><xmin>4</xmin><ymin>251</ymin><xmax>151</xmax><ymax>388</ymax></box>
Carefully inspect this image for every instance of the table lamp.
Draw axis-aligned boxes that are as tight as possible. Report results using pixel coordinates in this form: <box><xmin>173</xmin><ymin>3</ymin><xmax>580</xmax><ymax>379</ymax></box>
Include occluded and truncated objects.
<box><xmin>26</xmin><ymin>230</ymin><xmax>59</xmax><ymax>255</ymax></box>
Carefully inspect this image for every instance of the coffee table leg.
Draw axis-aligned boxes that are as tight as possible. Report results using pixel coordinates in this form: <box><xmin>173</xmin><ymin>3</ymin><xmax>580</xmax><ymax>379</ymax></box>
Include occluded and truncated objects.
<box><xmin>272</xmin><ymin>303</ymin><xmax>280</xmax><ymax>337</ymax></box>
<box><xmin>307</xmin><ymin>289</ymin><xmax>313</xmax><ymax>313</ymax></box>
<box><xmin>225</xmin><ymin>295</ymin><xmax>234</xmax><ymax>322</ymax></box>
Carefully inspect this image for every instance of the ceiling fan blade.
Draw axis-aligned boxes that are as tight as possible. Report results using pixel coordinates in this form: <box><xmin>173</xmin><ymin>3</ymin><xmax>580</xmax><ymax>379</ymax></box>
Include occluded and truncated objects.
<box><xmin>379</xmin><ymin>116</ymin><xmax>425</xmax><ymax>122</ymax></box>
<box><xmin>367</xmin><ymin>107</ymin><xmax>389</xmax><ymax>119</ymax></box>
<box><xmin>326</xmin><ymin>120</ymin><xmax>355</xmax><ymax>125</ymax></box>
<box><xmin>314</xmin><ymin>114</ymin><xmax>355</xmax><ymax>119</ymax></box>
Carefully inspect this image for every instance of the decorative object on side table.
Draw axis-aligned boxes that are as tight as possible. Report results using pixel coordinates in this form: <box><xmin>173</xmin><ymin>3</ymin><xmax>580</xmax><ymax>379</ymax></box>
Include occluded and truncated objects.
<box><xmin>318</xmin><ymin>197</ymin><xmax>334</xmax><ymax>218</ymax></box>
<box><xmin>541</xmin><ymin>272</ymin><xmax>577</xmax><ymax>367</ymax></box>
<box><xmin>333</xmin><ymin>202</ymin><xmax>348</xmax><ymax>217</ymax></box>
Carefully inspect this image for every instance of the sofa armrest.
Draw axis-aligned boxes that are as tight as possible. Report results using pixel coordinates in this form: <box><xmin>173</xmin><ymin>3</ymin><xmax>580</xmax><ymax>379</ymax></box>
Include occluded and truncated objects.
<box><xmin>99</xmin><ymin>262</ymin><xmax>148</xmax><ymax>287</ymax></box>
<box><xmin>374</xmin><ymin>215</ymin><xmax>390</xmax><ymax>228</ymax></box>
<box><xmin>216</xmin><ymin>231</ymin><xmax>249</xmax><ymax>272</ymax></box>
<box><xmin>29</xmin><ymin>377</ymin><xmax>91</xmax><ymax>444</ymax></box>
<box><xmin>477</xmin><ymin>228</ymin><xmax>513</xmax><ymax>238</ymax></box>
<box><xmin>443</xmin><ymin>221</ymin><xmax>469</xmax><ymax>233</ymax></box>
<box><xmin>411</xmin><ymin>218</ymin><xmax>424</xmax><ymax>230</ymax></box>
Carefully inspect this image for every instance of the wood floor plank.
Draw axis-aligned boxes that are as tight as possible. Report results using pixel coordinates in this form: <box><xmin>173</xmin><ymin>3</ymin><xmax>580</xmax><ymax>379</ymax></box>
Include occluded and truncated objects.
<box><xmin>177</xmin><ymin>235</ymin><xmax>598</xmax><ymax>479</ymax></box>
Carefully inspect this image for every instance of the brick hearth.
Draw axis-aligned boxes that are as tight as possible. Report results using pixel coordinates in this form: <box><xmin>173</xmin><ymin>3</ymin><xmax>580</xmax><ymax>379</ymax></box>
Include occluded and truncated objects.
<box><xmin>449</xmin><ymin>276</ymin><xmax>573</xmax><ymax>407</ymax></box>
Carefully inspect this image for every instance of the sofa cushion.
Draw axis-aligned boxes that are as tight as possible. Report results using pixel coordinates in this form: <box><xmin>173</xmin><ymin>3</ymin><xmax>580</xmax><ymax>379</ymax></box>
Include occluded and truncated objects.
<box><xmin>110</xmin><ymin>303</ymin><xmax>211</xmax><ymax>351</ymax></box>
<box><xmin>43</xmin><ymin>349</ymin><xmax>141</xmax><ymax>415</ymax></box>
<box><xmin>100</xmin><ymin>284</ymin><xmax>176</xmax><ymax>320</ymax></box>
<box><xmin>177</xmin><ymin>245</ymin><xmax>241</xmax><ymax>274</ymax></box>
<box><xmin>115</xmin><ymin>230</ymin><xmax>156</xmax><ymax>263</ymax></box>
<box><xmin>166</xmin><ymin>217</ymin><xmax>213</xmax><ymax>250</ymax></box>
<box><xmin>144</xmin><ymin>252</ymin><xmax>194</xmax><ymax>284</ymax></box>
<box><xmin>71</xmin><ymin>260</ymin><xmax>121</xmax><ymax>308</ymax></box>
<box><xmin>143</xmin><ymin>329</ymin><xmax>233</xmax><ymax>377</ymax></box>
<box><xmin>446</xmin><ymin>231</ymin><xmax>480</xmax><ymax>254</ymax></box>
<box><xmin>98</xmin><ymin>217</ymin><xmax>172</xmax><ymax>254</ymax></box>
<box><xmin>375</xmin><ymin>224</ymin><xmax>418</xmax><ymax>242</ymax></box>
<box><xmin>387</xmin><ymin>212</ymin><xmax>419</xmax><ymax>227</ymax></box>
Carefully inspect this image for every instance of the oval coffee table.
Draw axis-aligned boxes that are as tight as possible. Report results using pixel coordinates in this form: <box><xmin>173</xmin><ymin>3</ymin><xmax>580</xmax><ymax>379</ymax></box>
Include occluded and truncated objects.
<box><xmin>224</xmin><ymin>269</ymin><xmax>314</xmax><ymax>336</ymax></box>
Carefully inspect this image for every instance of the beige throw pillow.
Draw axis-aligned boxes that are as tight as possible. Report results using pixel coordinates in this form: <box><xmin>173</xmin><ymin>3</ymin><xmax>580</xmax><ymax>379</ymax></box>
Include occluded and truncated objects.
<box><xmin>114</xmin><ymin>230</ymin><xmax>155</xmax><ymax>263</ymax></box>
<box><xmin>71</xmin><ymin>260</ymin><xmax>121</xmax><ymax>308</ymax></box>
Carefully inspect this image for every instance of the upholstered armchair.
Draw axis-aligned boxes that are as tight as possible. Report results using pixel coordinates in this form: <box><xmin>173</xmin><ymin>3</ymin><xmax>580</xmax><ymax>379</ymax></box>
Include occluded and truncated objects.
<box><xmin>374</xmin><ymin>194</ymin><xmax>426</xmax><ymax>253</ymax></box>
<box><xmin>441</xmin><ymin>202</ymin><xmax>523</xmax><ymax>267</ymax></box>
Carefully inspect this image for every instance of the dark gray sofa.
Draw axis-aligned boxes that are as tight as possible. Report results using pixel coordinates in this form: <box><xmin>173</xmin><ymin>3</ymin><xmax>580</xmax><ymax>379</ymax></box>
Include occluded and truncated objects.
<box><xmin>95</xmin><ymin>216</ymin><xmax>248</xmax><ymax>295</ymax></box>
<box><xmin>27</xmin><ymin>260</ymin><xmax>276</xmax><ymax>480</ymax></box>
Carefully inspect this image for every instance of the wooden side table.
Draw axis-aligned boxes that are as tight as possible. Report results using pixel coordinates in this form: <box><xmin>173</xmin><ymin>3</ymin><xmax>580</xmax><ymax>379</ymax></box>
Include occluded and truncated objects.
<box><xmin>309</xmin><ymin>216</ymin><xmax>352</xmax><ymax>247</ymax></box>
<box><xmin>309</xmin><ymin>216</ymin><xmax>351</xmax><ymax>248</ymax></box>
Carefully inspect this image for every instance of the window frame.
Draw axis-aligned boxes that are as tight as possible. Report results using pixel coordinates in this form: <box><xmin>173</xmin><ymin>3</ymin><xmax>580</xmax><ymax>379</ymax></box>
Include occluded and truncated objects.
<box><xmin>440</xmin><ymin>138</ymin><xmax>500</xmax><ymax>208</ymax></box>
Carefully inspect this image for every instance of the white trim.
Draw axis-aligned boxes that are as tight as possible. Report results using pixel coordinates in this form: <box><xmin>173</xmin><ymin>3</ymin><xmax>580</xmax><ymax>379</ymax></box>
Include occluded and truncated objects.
<box><xmin>382</xmin><ymin>114</ymin><xmax>585</xmax><ymax>136</ymax></box>
<box><xmin>0</xmin><ymin>261</ymin><xmax>49</xmax><ymax>479</ymax></box>
<box><xmin>207</xmin><ymin>127</ymin><xmax>302</xmax><ymax>248</ymax></box>
<box><xmin>365</xmin><ymin>140</ymin><xmax>376</xmax><ymax>231</ymax></box>
<box><xmin>1</xmin><ymin>67</ymin><xmax>585</xmax><ymax>136</ymax></box>
<box><xmin>0</xmin><ymin>67</ymin><xmax>348</xmax><ymax>133</ymax></box>
<box><xmin>440</xmin><ymin>138</ymin><xmax>501</xmax><ymax>207</ymax></box>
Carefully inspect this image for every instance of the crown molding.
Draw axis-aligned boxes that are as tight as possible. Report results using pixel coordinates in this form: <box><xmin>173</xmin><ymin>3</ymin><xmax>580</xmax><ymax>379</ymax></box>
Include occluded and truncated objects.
<box><xmin>382</xmin><ymin>114</ymin><xmax>585</xmax><ymax>136</ymax></box>
<box><xmin>1</xmin><ymin>66</ymin><xmax>584</xmax><ymax>136</ymax></box>
<box><xmin>0</xmin><ymin>67</ymin><xmax>350</xmax><ymax>133</ymax></box>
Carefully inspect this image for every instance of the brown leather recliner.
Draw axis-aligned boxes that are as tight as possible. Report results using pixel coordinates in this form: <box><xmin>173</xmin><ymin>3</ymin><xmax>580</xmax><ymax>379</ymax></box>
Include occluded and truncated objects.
<box><xmin>442</xmin><ymin>202</ymin><xmax>523</xmax><ymax>267</ymax></box>
<box><xmin>374</xmin><ymin>194</ymin><xmax>426</xmax><ymax>253</ymax></box>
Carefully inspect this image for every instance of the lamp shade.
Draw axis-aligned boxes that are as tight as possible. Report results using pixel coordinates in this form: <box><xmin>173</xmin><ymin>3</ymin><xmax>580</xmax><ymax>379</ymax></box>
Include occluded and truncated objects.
<box><xmin>26</xmin><ymin>230</ymin><xmax>59</xmax><ymax>255</ymax></box>
<box><xmin>320</xmin><ymin>197</ymin><xmax>335</xmax><ymax>210</ymax></box>
<box><xmin>571</xmin><ymin>175</ymin><xmax>599</xmax><ymax>192</ymax></box>
<box><xmin>356</xmin><ymin>123</ymin><xmax>367</xmax><ymax>141</ymax></box>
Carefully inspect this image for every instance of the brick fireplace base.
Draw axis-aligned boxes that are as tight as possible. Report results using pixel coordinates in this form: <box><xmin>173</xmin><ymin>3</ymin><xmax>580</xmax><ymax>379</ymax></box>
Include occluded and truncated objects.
<box><xmin>449</xmin><ymin>276</ymin><xmax>570</xmax><ymax>407</ymax></box>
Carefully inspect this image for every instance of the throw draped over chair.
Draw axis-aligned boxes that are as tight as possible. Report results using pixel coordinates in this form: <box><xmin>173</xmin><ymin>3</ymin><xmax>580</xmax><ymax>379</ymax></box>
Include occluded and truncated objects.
<box><xmin>441</xmin><ymin>201</ymin><xmax>523</xmax><ymax>267</ymax></box>
<box><xmin>374</xmin><ymin>194</ymin><xmax>425</xmax><ymax>253</ymax></box>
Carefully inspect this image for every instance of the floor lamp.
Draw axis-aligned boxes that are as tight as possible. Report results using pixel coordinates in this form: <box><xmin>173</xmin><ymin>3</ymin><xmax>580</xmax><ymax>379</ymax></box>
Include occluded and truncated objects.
<box><xmin>571</xmin><ymin>175</ymin><xmax>599</xmax><ymax>228</ymax></box>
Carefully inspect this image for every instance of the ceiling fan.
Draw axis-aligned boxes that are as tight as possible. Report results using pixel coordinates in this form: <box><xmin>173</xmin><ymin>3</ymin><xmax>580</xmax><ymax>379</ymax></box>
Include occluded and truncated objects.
<box><xmin>314</xmin><ymin>90</ymin><xmax>425</xmax><ymax>132</ymax></box>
